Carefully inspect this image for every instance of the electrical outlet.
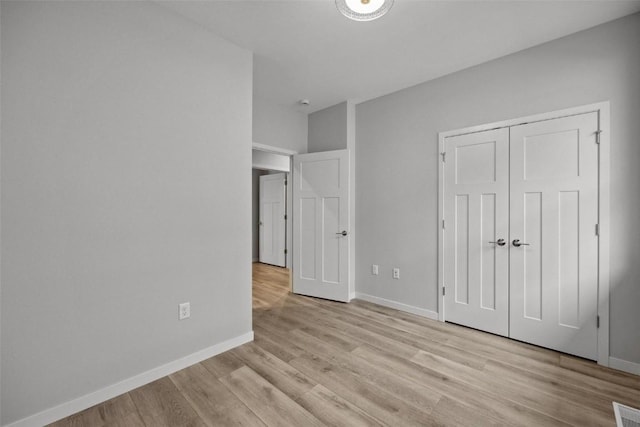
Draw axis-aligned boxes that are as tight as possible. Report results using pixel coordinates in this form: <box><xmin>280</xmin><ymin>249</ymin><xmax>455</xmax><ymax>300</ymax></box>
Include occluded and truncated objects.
<box><xmin>393</xmin><ymin>268</ymin><xmax>400</xmax><ymax>279</ymax></box>
<box><xmin>179</xmin><ymin>302</ymin><xmax>190</xmax><ymax>320</ymax></box>
<box><xmin>372</xmin><ymin>264</ymin><xmax>379</xmax><ymax>275</ymax></box>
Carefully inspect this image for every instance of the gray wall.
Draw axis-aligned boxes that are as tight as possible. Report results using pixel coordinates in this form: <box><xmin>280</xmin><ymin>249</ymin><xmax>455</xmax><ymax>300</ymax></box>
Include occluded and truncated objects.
<box><xmin>308</xmin><ymin>101</ymin><xmax>348</xmax><ymax>152</ymax></box>
<box><xmin>253</xmin><ymin>95</ymin><xmax>308</xmax><ymax>153</ymax></box>
<box><xmin>1</xmin><ymin>2</ymin><xmax>253</xmax><ymax>424</ymax></box>
<box><xmin>356</xmin><ymin>13</ymin><xmax>640</xmax><ymax>364</ymax></box>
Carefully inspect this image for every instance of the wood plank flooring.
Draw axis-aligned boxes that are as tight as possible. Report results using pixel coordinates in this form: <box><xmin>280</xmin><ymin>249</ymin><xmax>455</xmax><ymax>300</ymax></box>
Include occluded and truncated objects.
<box><xmin>51</xmin><ymin>263</ymin><xmax>640</xmax><ymax>426</ymax></box>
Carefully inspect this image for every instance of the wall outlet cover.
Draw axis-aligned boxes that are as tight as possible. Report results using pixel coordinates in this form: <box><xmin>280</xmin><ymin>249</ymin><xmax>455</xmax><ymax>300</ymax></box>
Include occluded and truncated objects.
<box><xmin>179</xmin><ymin>302</ymin><xmax>191</xmax><ymax>320</ymax></box>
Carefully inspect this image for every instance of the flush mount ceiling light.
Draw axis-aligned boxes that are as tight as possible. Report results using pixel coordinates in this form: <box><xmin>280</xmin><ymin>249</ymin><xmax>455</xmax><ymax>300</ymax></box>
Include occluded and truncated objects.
<box><xmin>336</xmin><ymin>0</ymin><xmax>394</xmax><ymax>22</ymax></box>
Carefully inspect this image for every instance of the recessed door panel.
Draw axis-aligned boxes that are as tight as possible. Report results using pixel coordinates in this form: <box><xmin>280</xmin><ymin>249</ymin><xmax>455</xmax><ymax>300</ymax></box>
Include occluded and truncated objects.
<box><xmin>558</xmin><ymin>191</ymin><xmax>580</xmax><ymax>328</ymax></box>
<box><xmin>523</xmin><ymin>192</ymin><xmax>542</xmax><ymax>321</ymax></box>
<box><xmin>480</xmin><ymin>194</ymin><xmax>496</xmax><ymax>310</ymax></box>
<box><xmin>524</xmin><ymin>130</ymin><xmax>579</xmax><ymax>180</ymax></box>
<box><xmin>322</xmin><ymin>197</ymin><xmax>340</xmax><ymax>284</ymax></box>
<box><xmin>456</xmin><ymin>141</ymin><xmax>496</xmax><ymax>184</ymax></box>
<box><xmin>300</xmin><ymin>159</ymin><xmax>340</xmax><ymax>192</ymax></box>
<box><xmin>455</xmin><ymin>194</ymin><xmax>470</xmax><ymax>304</ymax></box>
<box><xmin>300</xmin><ymin>197</ymin><xmax>316</xmax><ymax>280</ymax></box>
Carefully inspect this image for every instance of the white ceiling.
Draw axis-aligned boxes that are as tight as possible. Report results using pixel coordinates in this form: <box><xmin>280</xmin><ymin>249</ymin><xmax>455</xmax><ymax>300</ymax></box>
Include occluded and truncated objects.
<box><xmin>162</xmin><ymin>1</ymin><xmax>640</xmax><ymax>113</ymax></box>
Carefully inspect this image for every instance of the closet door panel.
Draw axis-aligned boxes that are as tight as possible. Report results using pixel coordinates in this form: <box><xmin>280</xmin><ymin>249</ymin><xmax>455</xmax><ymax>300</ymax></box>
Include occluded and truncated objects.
<box><xmin>443</xmin><ymin>128</ymin><xmax>509</xmax><ymax>336</ymax></box>
<box><xmin>509</xmin><ymin>112</ymin><xmax>599</xmax><ymax>361</ymax></box>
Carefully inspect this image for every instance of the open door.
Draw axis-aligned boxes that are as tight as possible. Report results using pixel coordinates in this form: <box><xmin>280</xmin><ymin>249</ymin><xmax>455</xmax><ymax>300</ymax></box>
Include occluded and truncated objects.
<box><xmin>259</xmin><ymin>173</ymin><xmax>287</xmax><ymax>267</ymax></box>
<box><xmin>293</xmin><ymin>150</ymin><xmax>350</xmax><ymax>302</ymax></box>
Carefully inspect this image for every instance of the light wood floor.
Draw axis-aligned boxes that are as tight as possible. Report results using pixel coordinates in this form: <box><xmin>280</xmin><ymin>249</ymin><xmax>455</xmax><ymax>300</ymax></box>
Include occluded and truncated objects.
<box><xmin>52</xmin><ymin>262</ymin><xmax>640</xmax><ymax>426</ymax></box>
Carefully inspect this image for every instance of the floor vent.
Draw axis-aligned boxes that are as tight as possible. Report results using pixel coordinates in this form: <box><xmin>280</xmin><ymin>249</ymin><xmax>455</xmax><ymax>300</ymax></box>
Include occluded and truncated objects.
<box><xmin>614</xmin><ymin>402</ymin><xmax>640</xmax><ymax>427</ymax></box>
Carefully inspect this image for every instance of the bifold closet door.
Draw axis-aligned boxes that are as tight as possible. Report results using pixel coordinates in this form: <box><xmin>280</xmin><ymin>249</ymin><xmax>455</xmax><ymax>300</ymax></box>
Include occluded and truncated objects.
<box><xmin>509</xmin><ymin>112</ymin><xmax>599</xmax><ymax>361</ymax></box>
<box><xmin>443</xmin><ymin>128</ymin><xmax>510</xmax><ymax>336</ymax></box>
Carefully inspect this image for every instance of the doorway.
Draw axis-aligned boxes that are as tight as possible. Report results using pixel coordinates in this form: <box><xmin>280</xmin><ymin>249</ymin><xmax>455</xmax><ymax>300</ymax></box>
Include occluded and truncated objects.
<box><xmin>251</xmin><ymin>145</ymin><xmax>354</xmax><ymax>305</ymax></box>
<box><xmin>252</xmin><ymin>146</ymin><xmax>294</xmax><ymax>306</ymax></box>
<box><xmin>438</xmin><ymin>103</ymin><xmax>610</xmax><ymax>365</ymax></box>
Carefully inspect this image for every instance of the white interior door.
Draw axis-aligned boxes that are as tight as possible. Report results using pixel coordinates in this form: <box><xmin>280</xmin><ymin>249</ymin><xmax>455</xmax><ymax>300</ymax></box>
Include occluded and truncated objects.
<box><xmin>444</xmin><ymin>128</ymin><xmax>510</xmax><ymax>336</ymax></box>
<box><xmin>259</xmin><ymin>173</ymin><xmax>286</xmax><ymax>267</ymax></box>
<box><xmin>293</xmin><ymin>150</ymin><xmax>350</xmax><ymax>302</ymax></box>
<box><xmin>509</xmin><ymin>112</ymin><xmax>599</xmax><ymax>360</ymax></box>
<box><xmin>443</xmin><ymin>112</ymin><xmax>600</xmax><ymax>360</ymax></box>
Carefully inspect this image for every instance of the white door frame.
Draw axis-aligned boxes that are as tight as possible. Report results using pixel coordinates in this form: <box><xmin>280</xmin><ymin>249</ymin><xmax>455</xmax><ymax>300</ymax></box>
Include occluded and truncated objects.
<box><xmin>437</xmin><ymin>102</ymin><xmax>610</xmax><ymax>366</ymax></box>
<box><xmin>252</xmin><ymin>142</ymin><xmax>296</xmax><ymax>285</ymax></box>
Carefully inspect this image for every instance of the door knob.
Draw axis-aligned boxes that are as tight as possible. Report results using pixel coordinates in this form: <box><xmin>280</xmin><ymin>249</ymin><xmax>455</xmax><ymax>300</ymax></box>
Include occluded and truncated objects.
<box><xmin>512</xmin><ymin>239</ymin><xmax>530</xmax><ymax>247</ymax></box>
<box><xmin>489</xmin><ymin>238</ymin><xmax>506</xmax><ymax>246</ymax></box>
<box><xmin>336</xmin><ymin>230</ymin><xmax>348</xmax><ymax>236</ymax></box>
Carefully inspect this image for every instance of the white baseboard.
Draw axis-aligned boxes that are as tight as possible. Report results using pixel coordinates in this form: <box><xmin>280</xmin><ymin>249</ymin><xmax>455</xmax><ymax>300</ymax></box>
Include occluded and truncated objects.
<box><xmin>349</xmin><ymin>291</ymin><xmax>356</xmax><ymax>301</ymax></box>
<box><xmin>5</xmin><ymin>331</ymin><xmax>254</xmax><ymax>427</ymax></box>
<box><xmin>609</xmin><ymin>357</ymin><xmax>640</xmax><ymax>376</ymax></box>
<box><xmin>354</xmin><ymin>292</ymin><xmax>438</xmax><ymax>320</ymax></box>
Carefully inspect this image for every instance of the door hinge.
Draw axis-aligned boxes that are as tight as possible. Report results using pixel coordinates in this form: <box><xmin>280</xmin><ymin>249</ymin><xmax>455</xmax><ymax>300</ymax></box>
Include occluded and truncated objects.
<box><xmin>442</xmin><ymin>286</ymin><xmax>446</xmax><ymax>296</ymax></box>
<box><xmin>595</xmin><ymin>223</ymin><xmax>600</xmax><ymax>236</ymax></box>
<box><xmin>442</xmin><ymin>220</ymin><xmax>446</xmax><ymax>230</ymax></box>
<box><xmin>284</xmin><ymin>249</ymin><xmax>288</xmax><ymax>254</ymax></box>
<box><xmin>284</xmin><ymin>179</ymin><xmax>288</xmax><ymax>185</ymax></box>
<box><xmin>284</xmin><ymin>214</ymin><xmax>287</xmax><ymax>220</ymax></box>
<box><xmin>597</xmin><ymin>315</ymin><xmax>600</xmax><ymax>328</ymax></box>
<box><xmin>595</xmin><ymin>130</ymin><xmax>602</xmax><ymax>144</ymax></box>
<box><xmin>441</xmin><ymin>152</ymin><xmax>446</xmax><ymax>162</ymax></box>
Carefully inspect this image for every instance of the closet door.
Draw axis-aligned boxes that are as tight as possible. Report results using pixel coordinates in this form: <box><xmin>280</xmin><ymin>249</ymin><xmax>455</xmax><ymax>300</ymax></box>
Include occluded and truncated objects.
<box><xmin>443</xmin><ymin>128</ymin><xmax>510</xmax><ymax>336</ymax></box>
<box><xmin>509</xmin><ymin>112</ymin><xmax>599</xmax><ymax>360</ymax></box>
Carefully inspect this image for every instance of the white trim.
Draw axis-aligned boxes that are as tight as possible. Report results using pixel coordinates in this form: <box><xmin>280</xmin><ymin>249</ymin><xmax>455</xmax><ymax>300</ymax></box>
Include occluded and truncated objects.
<box><xmin>596</xmin><ymin>103</ymin><xmax>611</xmax><ymax>367</ymax></box>
<box><xmin>252</xmin><ymin>164</ymin><xmax>289</xmax><ymax>173</ymax></box>
<box><xmin>286</xmin><ymin>158</ymin><xmax>293</xmax><ymax>271</ymax></box>
<box><xmin>437</xmin><ymin>102</ymin><xmax>611</xmax><ymax>366</ymax></box>
<box><xmin>355</xmin><ymin>292</ymin><xmax>438</xmax><ymax>320</ymax></box>
<box><xmin>346</xmin><ymin>100</ymin><xmax>357</xmax><ymax>304</ymax></box>
<box><xmin>5</xmin><ymin>332</ymin><xmax>254</xmax><ymax>427</ymax></box>
<box><xmin>437</xmin><ymin>102</ymin><xmax>611</xmax><ymax>140</ymax></box>
<box><xmin>252</xmin><ymin>142</ymin><xmax>298</xmax><ymax>156</ymax></box>
<box><xmin>609</xmin><ymin>357</ymin><xmax>640</xmax><ymax>376</ymax></box>
<box><xmin>437</xmin><ymin>134</ymin><xmax>445</xmax><ymax>323</ymax></box>
<box><xmin>252</xmin><ymin>146</ymin><xmax>294</xmax><ymax>271</ymax></box>
<box><xmin>349</xmin><ymin>291</ymin><xmax>356</xmax><ymax>301</ymax></box>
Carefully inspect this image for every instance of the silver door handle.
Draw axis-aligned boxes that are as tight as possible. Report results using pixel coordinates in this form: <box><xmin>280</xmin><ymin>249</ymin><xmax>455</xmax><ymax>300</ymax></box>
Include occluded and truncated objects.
<box><xmin>336</xmin><ymin>230</ymin><xmax>348</xmax><ymax>236</ymax></box>
<box><xmin>489</xmin><ymin>238</ymin><xmax>506</xmax><ymax>246</ymax></box>
<box><xmin>512</xmin><ymin>239</ymin><xmax>530</xmax><ymax>247</ymax></box>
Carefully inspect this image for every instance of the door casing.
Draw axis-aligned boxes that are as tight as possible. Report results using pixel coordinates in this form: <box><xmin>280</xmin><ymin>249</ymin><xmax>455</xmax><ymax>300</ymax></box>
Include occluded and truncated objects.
<box><xmin>437</xmin><ymin>102</ymin><xmax>610</xmax><ymax>367</ymax></box>
<box><xmin>253</xmin><ymin>143</ymin><xmax>295</xmax><ymax>289</ymax></box>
